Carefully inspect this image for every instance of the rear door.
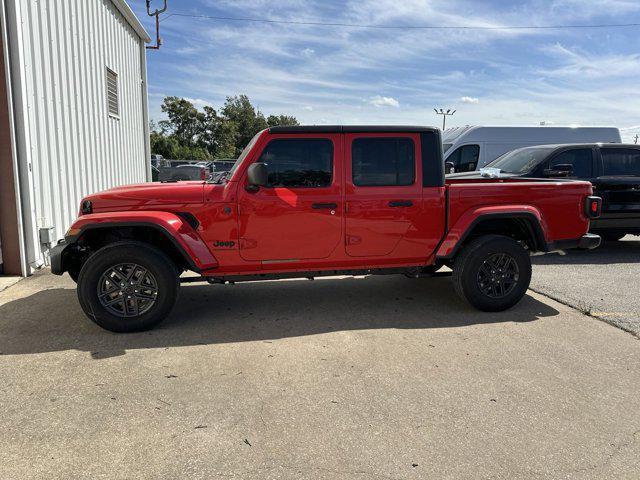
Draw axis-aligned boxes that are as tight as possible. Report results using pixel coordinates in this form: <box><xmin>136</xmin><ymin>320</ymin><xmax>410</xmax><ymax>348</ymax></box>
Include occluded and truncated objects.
<box><xmin>344</xmin><ymin>133</ymin><xmax>428</xmax><ymax>260</ymax></box>
<box><xmin>593</xmin><ymin>147</ymin><xmax>640</xmax><ymax>228</ymax></box>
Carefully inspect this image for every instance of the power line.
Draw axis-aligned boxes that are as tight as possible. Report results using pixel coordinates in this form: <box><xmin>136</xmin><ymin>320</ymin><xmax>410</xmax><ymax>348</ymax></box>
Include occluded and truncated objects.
<box><xmin>161</xmin><ymin>12</ymin><xmax>640</xmax><ymax>31</ymax></box>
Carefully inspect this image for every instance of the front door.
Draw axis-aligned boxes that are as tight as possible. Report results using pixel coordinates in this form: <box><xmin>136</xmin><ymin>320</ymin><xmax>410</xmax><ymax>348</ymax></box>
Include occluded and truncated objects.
<box><xmin>237</xmin><ymin>135</ymin><xmax>343</xmax><ymax>262</ymax></box>
<box><xmin>344</xmin><ymin>133</ymin><xmax>423</xmax><ymax>258</ymax></box>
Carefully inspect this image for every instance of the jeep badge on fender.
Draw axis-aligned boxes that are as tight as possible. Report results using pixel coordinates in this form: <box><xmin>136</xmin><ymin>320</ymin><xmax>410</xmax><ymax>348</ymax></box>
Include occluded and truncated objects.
<box><xmin>214</xmin><ymin>240</ymin><xmax>235</xmax><ymax>248</ymax></box>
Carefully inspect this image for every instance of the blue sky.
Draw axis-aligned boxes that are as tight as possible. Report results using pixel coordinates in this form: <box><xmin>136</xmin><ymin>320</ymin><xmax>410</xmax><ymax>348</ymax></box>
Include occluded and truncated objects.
<box><xmin>130</xmin><ymin>0</ymin><xmax>640</xmax><ymax>142</ymax></box>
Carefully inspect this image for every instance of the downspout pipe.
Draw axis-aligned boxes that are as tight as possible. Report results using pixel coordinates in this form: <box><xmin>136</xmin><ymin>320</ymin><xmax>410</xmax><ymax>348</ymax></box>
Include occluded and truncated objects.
<box><xmin>0</xmin><ymin>0</ymin><xmax>28</xmax><ymax>276</ymax></box>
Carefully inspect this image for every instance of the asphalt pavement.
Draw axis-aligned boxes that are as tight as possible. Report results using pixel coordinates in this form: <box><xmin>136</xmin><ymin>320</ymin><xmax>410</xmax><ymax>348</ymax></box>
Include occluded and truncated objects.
<box><xmin>532</xmin><ymin>235</ymin><xmax>640</xmax><ymax>337</ymax></box>
<box><xmin>1</xmin><ymin>271</ymin><xmax>639</xmax><ymax>479</ymax></box>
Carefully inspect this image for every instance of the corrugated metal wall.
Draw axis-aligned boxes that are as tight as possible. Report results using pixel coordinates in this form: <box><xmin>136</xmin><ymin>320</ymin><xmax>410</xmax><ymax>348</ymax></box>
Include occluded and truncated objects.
<box><xmin>5</xmin><ymin>0</ymin><xmax>148</xmax><ymax>270</ymax></box>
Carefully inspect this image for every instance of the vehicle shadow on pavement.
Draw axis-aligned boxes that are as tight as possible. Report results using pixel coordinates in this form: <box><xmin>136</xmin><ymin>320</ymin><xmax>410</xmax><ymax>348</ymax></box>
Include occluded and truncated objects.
<box><xmin>0</xmin><ymin>275</ymin><xmax>558</xmax><ymax>359</ymax></box>
<box><xmin>532</xmin><ymin>237</ymin><xmax>640</xmax><ymax>266</ymax></box>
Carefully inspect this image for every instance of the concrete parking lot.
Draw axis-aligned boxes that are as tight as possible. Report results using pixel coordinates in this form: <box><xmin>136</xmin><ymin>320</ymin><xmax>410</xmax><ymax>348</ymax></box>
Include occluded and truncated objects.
<box><xmin>1</xmin><ymin>270</ymin><xmax>639</xmax><ymax>479</ymax></box>
<box><xmin>532</xmin><ymin>236</ymin><xmax>640</xmax><ymax>337</ymax></box>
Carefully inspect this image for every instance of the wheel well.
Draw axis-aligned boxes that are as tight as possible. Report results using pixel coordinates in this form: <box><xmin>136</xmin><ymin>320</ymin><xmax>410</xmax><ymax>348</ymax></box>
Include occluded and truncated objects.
<box><xmin>457</xmin><ymin>216</ymin><xmax>544</xmax><ymax>254</ymax></box>
<box><xmin>67</xmin><ymin>226</ymin><xmax>191</xmax><ymax>275</ymax></box>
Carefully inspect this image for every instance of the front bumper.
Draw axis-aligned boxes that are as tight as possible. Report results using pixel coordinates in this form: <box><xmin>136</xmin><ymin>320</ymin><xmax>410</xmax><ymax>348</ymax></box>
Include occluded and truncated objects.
<box><xmin>50</xmin><ymin>240</ymin><xmax>69</xmax><ymax>275</ymax></box>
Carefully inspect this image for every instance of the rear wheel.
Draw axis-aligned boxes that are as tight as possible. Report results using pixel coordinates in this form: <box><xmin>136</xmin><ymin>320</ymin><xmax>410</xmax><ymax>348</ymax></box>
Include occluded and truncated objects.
<box><xmin>452</xmin><ymin>235</ymin><xmax>532</xmax><ymax>312</ymax></box>
<box><xmin>77</xmin><ymin>241</ymin><xmax>179</xmax><ymax>332</ymax></box>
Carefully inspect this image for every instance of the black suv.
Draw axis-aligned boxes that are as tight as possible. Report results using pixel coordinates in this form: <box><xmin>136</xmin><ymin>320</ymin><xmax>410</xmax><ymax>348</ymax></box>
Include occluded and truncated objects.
<box><xmin>460</xmin><ymin>144</ymin><xmax>640</xmax><ymax>241</ymax></box>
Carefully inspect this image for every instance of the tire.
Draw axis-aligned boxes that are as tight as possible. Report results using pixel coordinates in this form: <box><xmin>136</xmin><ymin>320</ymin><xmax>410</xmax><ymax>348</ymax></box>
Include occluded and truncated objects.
<box><xmin>600</xmin><ymin>232</ymin><xmax>625</xmax><ymax>242</ymax></box>
<box><xmin>76</xmin><ymin>241</ymin><xmax>179</xmax><ymax>332</ymax></box>
<box><xmin>452</xmin><ymin>235</ymin><xmax>532</xmax><ymax>312</ymax></box>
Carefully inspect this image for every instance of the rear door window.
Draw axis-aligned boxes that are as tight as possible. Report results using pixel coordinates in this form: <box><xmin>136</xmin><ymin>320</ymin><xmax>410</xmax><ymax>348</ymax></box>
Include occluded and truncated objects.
<box><xmin>448</xmin><ymin>144</ymin><xmax>479</xmax><ymax>172</ymax></box>
<box><xmin>547</xmin><ymin>149</ymin><xmax>594</xmax><ymax>178</ymax></box>
<box><xmin>352</xmin><ymin>138</ymin><xmax>415</xmax><ymax>186</ymax></box>
<box><xmin>601</xmin><ymin>148</ymin><xmax>640</xmax><ymax>176</ymax></box>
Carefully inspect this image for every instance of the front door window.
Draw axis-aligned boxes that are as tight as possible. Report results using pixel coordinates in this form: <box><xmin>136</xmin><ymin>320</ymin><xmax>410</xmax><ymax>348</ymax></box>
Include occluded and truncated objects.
<box><xmin>448</xmin><ymin>144</ymin><xmax>480</xmax><ymax>172</ymax></box>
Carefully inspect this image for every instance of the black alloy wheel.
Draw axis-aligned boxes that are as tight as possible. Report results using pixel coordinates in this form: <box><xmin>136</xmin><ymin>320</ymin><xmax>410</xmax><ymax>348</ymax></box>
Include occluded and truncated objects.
<box><xmin>476</xmin><ymin>253</ymin><xmax>520</xmax><ymax>299</ymax></box>
<box><xmin>452</xmin><ymin>235</ymin><xmax>532</xmax><ymax>312</ymax></box>
<box><xmin>97</xmin><ymin>263</ymin><xmax>159</xmax><ymax>317</ymax></box>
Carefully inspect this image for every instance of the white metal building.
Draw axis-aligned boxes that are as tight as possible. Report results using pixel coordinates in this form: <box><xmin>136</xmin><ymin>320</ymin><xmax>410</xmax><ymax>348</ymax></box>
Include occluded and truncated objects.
<box><xmin>0</xmin><ymin>0</ymin><xmax>151</xmax><ymax>276</ymax></box>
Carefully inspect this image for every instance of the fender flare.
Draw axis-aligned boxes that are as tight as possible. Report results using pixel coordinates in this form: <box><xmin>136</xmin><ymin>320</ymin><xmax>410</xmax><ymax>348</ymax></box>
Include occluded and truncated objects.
<box><xmin>435</xmin><ymin>206</ymin><xmax>547</xmax><ymax>260</ymax></box>
<box><xmin>62</xmin><ymin>211</ymin><xmax>218</xmax><ymax>273</ymax></box>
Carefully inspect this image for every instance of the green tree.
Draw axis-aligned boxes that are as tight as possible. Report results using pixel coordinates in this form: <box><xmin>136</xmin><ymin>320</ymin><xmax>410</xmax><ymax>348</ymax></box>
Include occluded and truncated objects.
<box><xmin>150</xmin><ymin>94</ymin><xmax>298</xmax><ymax>160</ymax></box>
<box><xmin>267</xmin><ymin>114</ymin><xmax>299</xmax><ymax>128</ymax></box>
<box><xmin>159</xmin><ymin>96</ymin><xmax>205</xmax><ymax>148</ymax></box>
<box><xmin>221</xmin><ymin>95</ymin><xmax>269</xmax><ymax>156</ymax></box>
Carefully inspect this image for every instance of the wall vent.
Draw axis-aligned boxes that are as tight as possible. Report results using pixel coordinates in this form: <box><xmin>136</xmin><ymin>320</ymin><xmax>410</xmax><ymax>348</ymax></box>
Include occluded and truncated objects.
<box><xmin>106</xmin><ymin>67</ymin><xmax>119</xmax><ymax>117</ymax></box>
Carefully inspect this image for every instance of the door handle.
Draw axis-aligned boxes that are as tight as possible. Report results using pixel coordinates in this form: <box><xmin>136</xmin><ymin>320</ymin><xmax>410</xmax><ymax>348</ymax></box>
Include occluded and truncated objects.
<box><xmin>388</xmin><ymin>200</ymin><xmax>413</xmax><ymax>208</ymax></box>
<box><xmin>312</xmin><ymin>202</ymin><xmax>338</xmax><ymax>209</ymax></box>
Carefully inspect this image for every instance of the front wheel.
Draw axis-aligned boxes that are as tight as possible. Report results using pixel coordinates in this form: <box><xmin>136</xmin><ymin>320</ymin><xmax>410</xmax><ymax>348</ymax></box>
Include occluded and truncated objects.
<box><xmin>77</xmin><ymin>241</ymin><xmax>179</xmax><ymax>332</ymax></box>
<box><xmin>452</xmin><ymin>235</ymin><xmax>532</xmax><ymax>312</ymax></box>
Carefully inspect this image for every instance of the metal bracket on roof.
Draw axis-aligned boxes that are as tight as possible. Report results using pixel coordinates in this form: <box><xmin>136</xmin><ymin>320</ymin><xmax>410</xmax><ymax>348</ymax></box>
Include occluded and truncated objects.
<box><xmin>146</xmin><ymin>0</ymin><xmax>168</xmax><ymax>50</ymax></box>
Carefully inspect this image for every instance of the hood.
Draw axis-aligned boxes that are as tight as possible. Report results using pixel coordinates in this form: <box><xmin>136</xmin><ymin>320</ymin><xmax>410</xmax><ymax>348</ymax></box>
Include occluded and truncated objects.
<box><xmin>82</xmin><ymin>182</ymin><xmax>206</xmax><ymax>212</ymax></box>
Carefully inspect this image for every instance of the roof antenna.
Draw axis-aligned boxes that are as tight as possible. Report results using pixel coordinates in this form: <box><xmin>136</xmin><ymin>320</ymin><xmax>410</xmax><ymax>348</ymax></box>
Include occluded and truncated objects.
<box><xmin>146</xmin><ymin>0</ymin><xmax>168</xmax><ymax>50</ymax></box>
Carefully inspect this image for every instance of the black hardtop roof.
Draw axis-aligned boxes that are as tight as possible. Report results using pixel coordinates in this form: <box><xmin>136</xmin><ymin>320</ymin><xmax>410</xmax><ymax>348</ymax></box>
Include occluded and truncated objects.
<box><xmin>268</xmin><ymin>125</ymin><xmax>439</xmax><ymax>134</ymax></box>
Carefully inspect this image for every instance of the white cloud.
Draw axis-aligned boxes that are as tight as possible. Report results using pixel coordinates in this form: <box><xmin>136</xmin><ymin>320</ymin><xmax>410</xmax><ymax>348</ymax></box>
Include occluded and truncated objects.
<box><xmin>133</xmin><ymin>0</ymin><xmax>640</xmax><ymax>130</ymax></box>
<box><xmin>548</xmin><ymin>0</ymin><xmax>640</xmax><ymax>18</ymax></box>
<box><xmin>184</xmin><ymin>97</ymin><xmax>214</xmax><ymax>108</ymax></box>
<box><xmin>540</xmin><ymin>43</ymin><xmax>640</xmax><ymax>79</ymax></box>
<box><xmin>369</xmin><ymin>95</ymin><xmax>400</xmax><ymax>108</ymax></box>
<box><xmin>301</xmin><ymin>48</ymin><xmax>315</xmax><ymax>57</ymax></box>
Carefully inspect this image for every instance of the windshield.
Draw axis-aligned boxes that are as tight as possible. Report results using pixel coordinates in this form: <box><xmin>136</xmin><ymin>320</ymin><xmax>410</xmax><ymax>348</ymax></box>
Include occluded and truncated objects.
<box><xmin>443</xmin><ymin>143</ymin><xmax>453</xmax><ymax>153</ymax></box>
<box><xmin>487</xmin><ymin>146</ymin><xmax>556</xmax><ymax>174</ymax></box>
<box><xmin>227</xmin><ymin>131</ymin><xmax>263</xmax><ymax>179</ymax></box>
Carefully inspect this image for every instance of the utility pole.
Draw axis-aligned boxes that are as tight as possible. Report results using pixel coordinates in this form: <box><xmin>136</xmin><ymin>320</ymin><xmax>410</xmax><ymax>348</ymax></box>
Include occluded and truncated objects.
<box><xmin>146</xmin><ymin>0</ymin><xmax>168</xmax><ymax>50</ymax></box>
<box><xmin>434</xmin><ymin>108</ymin><xmax>456</xmax><ymax>131</ymax></box>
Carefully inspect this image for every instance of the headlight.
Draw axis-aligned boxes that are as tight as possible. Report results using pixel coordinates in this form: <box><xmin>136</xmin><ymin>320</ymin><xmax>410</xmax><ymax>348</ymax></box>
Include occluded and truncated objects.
<box><xmin>81</xmin><ymin>200</ymin><xmax>93</xmax><ymax>214</ymax></box>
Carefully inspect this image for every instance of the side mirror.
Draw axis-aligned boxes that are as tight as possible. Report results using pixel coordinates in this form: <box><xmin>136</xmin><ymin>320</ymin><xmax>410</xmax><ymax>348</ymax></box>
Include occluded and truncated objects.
<box><xmin>246</xmin><ymin>162</ymin><xmax>268</xmax><ymax>191</ymax></box>
<box><xmin>543</xmin><ymin>164</ymin><xmax>573</xmax><ymax>178</ymax></box>
<box><xmin>445</xmin><ymin>161</ymin><xmax>456</xmax><ymax>174</ymax></box>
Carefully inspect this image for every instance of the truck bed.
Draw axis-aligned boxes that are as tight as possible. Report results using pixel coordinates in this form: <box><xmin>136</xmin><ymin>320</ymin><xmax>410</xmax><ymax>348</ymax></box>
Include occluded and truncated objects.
<box><xmin>445</xmin><ymin>176</ymin><xmax>594</xmax><ymax>244</ymax></box>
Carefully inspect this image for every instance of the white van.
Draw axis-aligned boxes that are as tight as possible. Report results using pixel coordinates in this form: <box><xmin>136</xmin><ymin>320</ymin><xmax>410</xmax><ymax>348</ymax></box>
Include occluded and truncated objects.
<box><xmin>442</xmin><ymin>126</ymin><xmax>622</xmax><ymax>173</ymax></box>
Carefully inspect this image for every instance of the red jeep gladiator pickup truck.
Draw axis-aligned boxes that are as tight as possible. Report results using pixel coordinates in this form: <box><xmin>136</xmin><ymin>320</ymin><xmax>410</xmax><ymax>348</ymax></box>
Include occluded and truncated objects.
<box><xmin>51</xmin><ymin>126</ymin><xmax>601</xmax><ymax>332</ymax></box>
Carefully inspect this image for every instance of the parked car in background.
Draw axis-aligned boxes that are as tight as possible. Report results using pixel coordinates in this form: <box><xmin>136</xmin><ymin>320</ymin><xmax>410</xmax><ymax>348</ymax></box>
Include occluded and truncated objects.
<box><xmin>212</xmin><ymin>160</ymin><xmax>236</xmax><ymax>172</ymax></box>
<box><xmin>157</xmin><ymin>164</ymin><xmax>209</xmax><ymax>182</ymax></box>
<box><xmin>453</xmin><ymin>143</ymin><xmax>640</xmax><ymax>241</ymax></box>
<box><xmin>209</xmin><ymin>159</ymin><xmax>237</xmax><ymax>182</ymax></box>
<box><xmin>150</xmin><ymin>154</ymin><xmax>165</xmax><ymax>169</ymax></box>
<box><xmin>195</xmin><ymin>161</ymin><xmax>213</xmax><ymax>170</ymax></box>
<box><xmin>443</xmin><ymin>126</ymin><xmax>622</xmax><ymax>173</ymax></box>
